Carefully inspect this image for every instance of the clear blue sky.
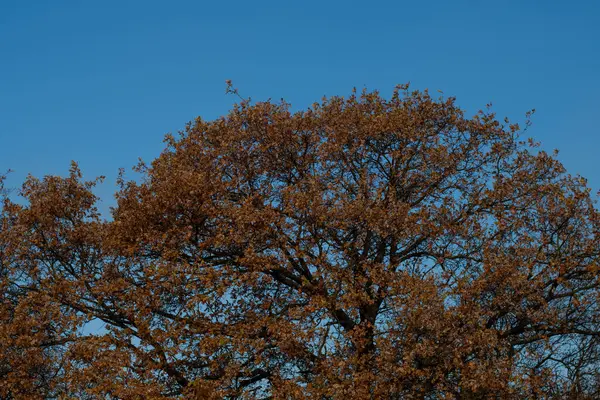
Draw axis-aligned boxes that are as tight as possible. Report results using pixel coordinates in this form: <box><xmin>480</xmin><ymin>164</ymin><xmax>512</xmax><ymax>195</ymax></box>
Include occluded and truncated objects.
<box><xmin>2</xmin><ymin>0</ymin><xmax>599</xmax><ymax>216</ymax></box>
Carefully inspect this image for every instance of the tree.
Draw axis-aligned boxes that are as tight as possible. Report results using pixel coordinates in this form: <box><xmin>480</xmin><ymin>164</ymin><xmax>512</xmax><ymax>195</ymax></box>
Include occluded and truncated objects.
<box><xmin>1</xmin><ymin>85</ymin><xmax>600</xmax><ymax>399</ymax></box>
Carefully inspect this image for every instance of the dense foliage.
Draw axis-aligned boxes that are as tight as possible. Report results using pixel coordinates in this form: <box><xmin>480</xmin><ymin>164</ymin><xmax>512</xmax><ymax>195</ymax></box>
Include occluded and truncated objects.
<box><xmin>2</xmin><ymin>86</ymin><xmax>600</xmax><ymax>399</ymax></box>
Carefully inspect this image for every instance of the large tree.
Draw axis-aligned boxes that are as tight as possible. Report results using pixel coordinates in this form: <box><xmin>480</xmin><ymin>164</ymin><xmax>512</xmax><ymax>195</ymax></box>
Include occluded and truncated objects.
<box><xmin>1</xmin><ymin>86</ymin><xmax>600</xmax><ymax>399</ymax></box>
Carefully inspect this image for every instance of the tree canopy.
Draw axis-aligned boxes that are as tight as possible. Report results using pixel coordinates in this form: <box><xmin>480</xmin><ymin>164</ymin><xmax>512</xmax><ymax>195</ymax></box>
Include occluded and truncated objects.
<box><xmin>2</xmin><ymin>86</ymin><xmax>600</xmax><ymax>399</ymax></box>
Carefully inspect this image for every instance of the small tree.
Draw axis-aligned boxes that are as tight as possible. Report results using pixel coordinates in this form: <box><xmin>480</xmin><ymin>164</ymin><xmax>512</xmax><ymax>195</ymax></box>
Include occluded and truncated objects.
<box><xmin>2</xmin><ymin>86</ymin><xmax>600</xmax><ymax>399</ymax></box>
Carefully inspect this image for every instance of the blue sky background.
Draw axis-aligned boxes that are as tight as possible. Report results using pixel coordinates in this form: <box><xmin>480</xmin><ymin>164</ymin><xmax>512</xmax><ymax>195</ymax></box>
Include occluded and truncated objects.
<box><xmin>1</xmin><ymin>0</ymin><xmax>599</xmax><ymax>217</ymax></box>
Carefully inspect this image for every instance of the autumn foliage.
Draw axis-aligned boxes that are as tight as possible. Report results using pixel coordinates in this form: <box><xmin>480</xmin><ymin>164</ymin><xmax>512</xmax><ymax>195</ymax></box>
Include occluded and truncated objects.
<box><xmin>2</xmin><ymin>86</ymin><xmax>600</xmax><ymax>399</ymax></box>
